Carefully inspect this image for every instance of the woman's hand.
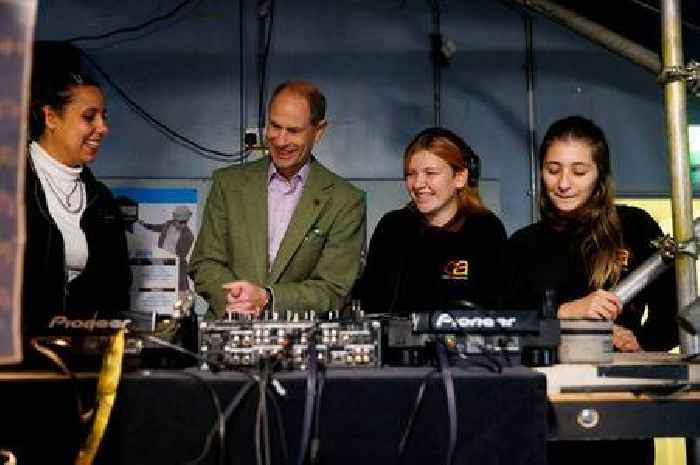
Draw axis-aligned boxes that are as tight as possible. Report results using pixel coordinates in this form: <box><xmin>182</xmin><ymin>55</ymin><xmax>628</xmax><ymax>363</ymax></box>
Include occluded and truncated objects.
<box><xmin>558</xmin><ymin>289</ymin><xmax>622</xmax><ymax>320</ymax></box>
<box><xmin>613</xmin><ymin>324</ymin><xmax>642</xmax><ymax>352</ymax></box>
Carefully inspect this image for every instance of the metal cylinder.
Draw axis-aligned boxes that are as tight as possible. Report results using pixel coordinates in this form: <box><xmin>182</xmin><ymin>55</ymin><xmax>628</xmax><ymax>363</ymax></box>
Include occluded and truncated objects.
<box><xmin>518</xmin><ymin>0</ymin><xmax>660</xmax><ymax>74</ymax></box>
<box><xmin>610</xmin><ymin>253</ymin><xmax>673</xmax><ymax>306</ymax></box>
<box><xmin>662</xmin><ymin>4</ymin><xmax>700</xmax><ymax>463</ymax></box>
<box><xmin>661</xmin><ymin>0</ymin><xmax>699</xmax><ymax>355</ymax></box>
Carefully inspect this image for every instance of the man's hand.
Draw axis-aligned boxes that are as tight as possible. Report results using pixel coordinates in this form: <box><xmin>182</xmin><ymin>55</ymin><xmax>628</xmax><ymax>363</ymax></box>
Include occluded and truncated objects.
<box><xmin>222</xmin><ymin>281</ymin><xmax>269</xmax><ymax>316</ymax></box>
<box><xmin>613</xmin><ymin>324</ymin><xmax>642</xmax><ymax>352</ymax></box>
<box><xmin>558</xmin><ymin>289</ymin><xmax>622</xmax><ymax>320</ymax></box>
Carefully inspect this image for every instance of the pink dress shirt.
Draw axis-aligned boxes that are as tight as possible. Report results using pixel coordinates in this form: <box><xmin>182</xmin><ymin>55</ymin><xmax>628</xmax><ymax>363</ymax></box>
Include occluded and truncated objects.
<box><xmin>267</xmin><ymin>161</ymin><xmax>310</xmax><ymax>270</ymax></box>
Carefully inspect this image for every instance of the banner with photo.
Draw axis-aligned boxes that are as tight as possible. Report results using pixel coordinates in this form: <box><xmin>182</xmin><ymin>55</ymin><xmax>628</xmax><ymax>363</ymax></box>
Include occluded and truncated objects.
<box><xmin>0</xmin><ymin>0</ymin><xmax>36</xmax><ymax>365</ymax></box>
<box><xmin>111</xmin><ymin>187</ymin><xmax>198</xmax><ymax>327</ymax></box>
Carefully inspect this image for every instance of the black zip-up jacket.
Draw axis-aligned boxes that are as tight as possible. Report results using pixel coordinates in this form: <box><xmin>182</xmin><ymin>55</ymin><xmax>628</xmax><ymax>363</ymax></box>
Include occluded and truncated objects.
<box><xmin>23</xmin><ymin>156</ymin><xmax>131</xmax><ymax>338</ymax></box>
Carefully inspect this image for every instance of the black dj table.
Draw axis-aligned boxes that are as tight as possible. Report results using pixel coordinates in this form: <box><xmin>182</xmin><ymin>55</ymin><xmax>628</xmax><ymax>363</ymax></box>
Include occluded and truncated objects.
<box><xmin>0</xmin><ymin>367</ymin><xmax>547</xmax><ymax>465</ymax></box>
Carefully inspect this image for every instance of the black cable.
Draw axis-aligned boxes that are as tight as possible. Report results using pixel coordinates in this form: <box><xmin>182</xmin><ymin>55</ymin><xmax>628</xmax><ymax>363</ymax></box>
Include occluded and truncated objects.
<box><xmin>263</xmin><ymin>381</ymin><xmax>271</xmax><ymax>465</ymax></box>
<box><xmin>30</xmin><ymin>338</ymin><xmax>93</xmax><ymax>424</ymax></box>
<box><xmin>254</xmin><ymin>358</ymin><xmax>274</xmax><ymax>465</ymax></box>
<box><xmin>436</xmin><ymin>310</ymin><xmax>504</xmax><ymax>373</ymax></box>
<box><xmin>465</xmin><ymin>340</ymin><xmax>504</xmax><ymax>373</ymax></box>
<box><xmin>257</xmin><ymin>0</ymin><xmax>276</xmax><ymax>139</ymax></box>
<box><xmin>186</xmin><ymin>377</ymin><xmax>257</xmax><ymax>465</ymax></box>
<box><xmin>142</xmin><ymin>335</ymin><xmax>223</xmax><ymax>371</ymax></box>
<box><xmin>238</xmin><ymin>0</ymin><xmax>248</xmax><ymax>158</ymax></box>
<box><xmin>253</xmin><ymin>355</ymin><xmax>293</xmax><ymax>465</ymax></box>
<box><xmin>65</xmin><ymin>0</ymin><xmax>198</xmax><ymax>43</ymax></box>
<box><xmin>178</xmin><ymin>370</ymin><xmax>226</xmax><ymax>465</ymax></box>
<box><xmin>497</xmin><ymin>337</ymin><xmax>512</xmax><ymax>367</ymax></box>
<box><xmin>78</xmin><ymin>50</ymin><xmax>247</xmax><ymax>162</ymax></box>
<box><xmin>145</xmin><ymin>336</ymin><xmax>285</xmax><ymax>465</ymax></box>
<box><xmin>265</xmin><ymin>383</ymin><xmax>289</xmax><ymax>463</ymax></box>
<box><xmin>435</xmin><ymin>341</ymin><xmax>458</xmax><ymax>465</ymax></box>
<box><xmin>454</xmin><ymin>352</ymin><xmax>503</xmax><ymax>374</ymax></box>
<box><xmin>143</xmin><ymin>335</ymin><xmax>261</xmax><ymax>381</ymax></box>
<box><xmin>397</xmin><ymin>368</ymin><xmax>439</xmax><ymax>464</ymax></box>
<box><xmin>255</xmin><ymin>375</ymin><xmax>265</xmax><ymax>465</ymax></box>
<box><xmin>310</xmin><ymin>365</ymin><xmax>326</xmax><ymax>465</ymax></box>
<box><xmin>481</xmin><ymin>342</ymin><xmax>505</xmax><ymax>373</ymax></box>
<box><xmin>297</xmin><ymin>327</ymin><xmax>319</xmax><ymax>465</ymax></box>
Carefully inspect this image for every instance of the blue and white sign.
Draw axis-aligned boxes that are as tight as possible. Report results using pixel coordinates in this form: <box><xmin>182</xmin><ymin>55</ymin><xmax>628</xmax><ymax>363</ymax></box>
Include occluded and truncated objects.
<box><xmin>111</xmin><ymin>187</ymin><xmax>198</xmax><ymax>319</ymax></box>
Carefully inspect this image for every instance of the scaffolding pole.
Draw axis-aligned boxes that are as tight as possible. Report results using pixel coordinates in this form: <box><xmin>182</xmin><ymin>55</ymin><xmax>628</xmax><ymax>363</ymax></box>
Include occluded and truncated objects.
<box><xmin>517</xmin><ymin>0</ymin><xmax>661</xmax><ymax>74</ymax></box>
<box><xmin>662</xmin><ymin>0</ymin><xmax>698</xmax><ymax>355</ymax></box>
<box><xmin>661</xmin><ymin>3</ymin><xmax>700</xmax><ymax>463</ymax></box>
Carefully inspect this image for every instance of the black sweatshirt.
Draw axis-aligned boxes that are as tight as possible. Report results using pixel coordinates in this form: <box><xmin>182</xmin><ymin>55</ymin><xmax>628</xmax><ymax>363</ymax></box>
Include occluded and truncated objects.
<box><xmin>360</xmin><ymin>205</ymin><xmax>507</xmax><ymax>314</ymax></box>
<box><xmin>500</xmin><ymin>205</ymin><xmax>678</xmax><ymax>351</ymax></box>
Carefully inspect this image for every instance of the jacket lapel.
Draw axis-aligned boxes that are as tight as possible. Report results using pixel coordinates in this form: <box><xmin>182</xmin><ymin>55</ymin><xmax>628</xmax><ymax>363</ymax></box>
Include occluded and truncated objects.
<box><xmin>268</xmin><ymin>160</ymin><xmax>332</xmax><ymax>283</ymax></box>
<box><xmin>241</xmin><ymin>159</ymin><xmax>269</xmax><ymax>284</ymax></box>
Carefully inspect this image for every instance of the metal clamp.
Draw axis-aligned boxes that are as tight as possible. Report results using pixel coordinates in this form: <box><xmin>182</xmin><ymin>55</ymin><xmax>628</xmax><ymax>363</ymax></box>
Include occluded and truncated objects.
<box><xmin>651</xmin><ymin>235</ymin><xmax>679</xmax><ymax>259</ymax></box>
<box><xmin>657</xmin><ymin>60</ymin><xmax>700</xmax><ymax>96</ymax></box>
<box><xmin>650</xmin><ymin>233</ymin><xmax>699</xmax><ymax>261</ymax></box>
<box><xmin>676</xmin><ymin>238</ymin><xmax>699</xmax><ymax>260</ymax></box>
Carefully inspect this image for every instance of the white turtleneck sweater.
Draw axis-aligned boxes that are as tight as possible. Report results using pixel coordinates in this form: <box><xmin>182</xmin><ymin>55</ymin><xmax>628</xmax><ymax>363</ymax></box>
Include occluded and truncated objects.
<box><xmin>30</xmin><ymin>141</ymin><xmax>88</xmax><ymax>281</ymax></box>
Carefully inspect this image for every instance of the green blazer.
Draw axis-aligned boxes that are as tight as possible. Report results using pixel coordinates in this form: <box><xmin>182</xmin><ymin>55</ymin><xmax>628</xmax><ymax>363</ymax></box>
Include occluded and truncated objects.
<box><xmin>189</xmin><ymin>157</ymin><xmax>366</xmax><ymax>318</ymax></box>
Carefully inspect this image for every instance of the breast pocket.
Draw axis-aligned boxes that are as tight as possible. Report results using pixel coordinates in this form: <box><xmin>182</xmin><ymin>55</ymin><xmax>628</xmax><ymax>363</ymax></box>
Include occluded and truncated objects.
<box><xmin>297</xmin><ymin>227</ymin><xmax>325</xmax><ymax>261</ymax></box>
<box><xmin>285</xmin><ymin>227</ymin><xmax>327</xmax><ymax>278</ymax></box>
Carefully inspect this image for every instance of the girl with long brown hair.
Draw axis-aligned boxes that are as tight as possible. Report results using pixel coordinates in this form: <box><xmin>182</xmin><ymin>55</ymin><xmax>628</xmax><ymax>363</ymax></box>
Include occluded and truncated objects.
<box><xmin>502</xmin><ymin>115</ymin><xmax>678</xmax><ymax>465</ymax></box>
<box><xmin>503</xmin><ymin>115</ymin><xmax>677</xmax><ymax>351</ymax></box>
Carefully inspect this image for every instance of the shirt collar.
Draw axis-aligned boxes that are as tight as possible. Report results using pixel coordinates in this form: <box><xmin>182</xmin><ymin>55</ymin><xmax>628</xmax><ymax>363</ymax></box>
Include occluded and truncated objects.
<box><xmin>267</xmin><ymin>158</ymin><xmax>311</xmax><ymax>185</ymax></box>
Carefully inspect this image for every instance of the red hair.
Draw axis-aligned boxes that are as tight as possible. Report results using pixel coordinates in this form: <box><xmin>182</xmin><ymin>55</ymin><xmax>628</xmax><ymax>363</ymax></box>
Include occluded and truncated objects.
<box><xmin>404</xmin><ymin>127</ymin><xmax>485</xmax><ymax>214</ymax></box>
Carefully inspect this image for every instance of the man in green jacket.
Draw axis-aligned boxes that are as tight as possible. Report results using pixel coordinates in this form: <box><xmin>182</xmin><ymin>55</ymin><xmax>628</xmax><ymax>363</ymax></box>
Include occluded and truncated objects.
<box><xmin>189</xmin><ymin>80</ymin><xmax>366</xmax><ymax>318</ymax></box>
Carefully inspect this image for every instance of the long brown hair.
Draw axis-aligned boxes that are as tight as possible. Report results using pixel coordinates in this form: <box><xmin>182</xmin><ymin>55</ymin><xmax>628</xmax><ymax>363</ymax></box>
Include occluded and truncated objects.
<box><xmin>539</xmin><ymin>116</ymin><xmax>624</xmax><ymax>289</ymax></box>
<box><xmin>404</xmin><ymin>127</ymin><xmax>486</xmax><ymax>215</ymax></box>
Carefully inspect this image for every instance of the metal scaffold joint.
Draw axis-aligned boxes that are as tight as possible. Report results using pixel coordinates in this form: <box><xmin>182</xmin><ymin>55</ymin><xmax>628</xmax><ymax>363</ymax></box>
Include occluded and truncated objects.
<box><xmin>651</xmin><ymin>234</ymin><xmax>683</xmax><ymax>259</ymax></box>
<box><xmin>657</xmin><ymin>60</ymin><xmax>700</xmax><ymax>95</ymax></box>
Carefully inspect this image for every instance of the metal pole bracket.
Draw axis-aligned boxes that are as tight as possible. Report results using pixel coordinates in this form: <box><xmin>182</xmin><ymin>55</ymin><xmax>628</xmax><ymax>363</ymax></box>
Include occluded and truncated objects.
<box><xmin>652</xmin><ymin>234</ymin><xmax>684</xmax><ymax>260</ymax></box>
<box><xmin>677</xmin><ymin>239</ymin><xmax>700</xmax><ymax>260</ymax></box>
<box><xmin>657</xmin><ymin>60</ymin><xmax>700</xmax><ymax>95</ymax></box>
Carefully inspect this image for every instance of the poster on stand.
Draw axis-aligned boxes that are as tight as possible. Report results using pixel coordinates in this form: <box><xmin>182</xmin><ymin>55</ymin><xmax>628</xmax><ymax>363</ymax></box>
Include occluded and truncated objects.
<box><xmin>111</xmin><ymin>187</ymin><xmax>198</xmax><ymax>327</ymax></box>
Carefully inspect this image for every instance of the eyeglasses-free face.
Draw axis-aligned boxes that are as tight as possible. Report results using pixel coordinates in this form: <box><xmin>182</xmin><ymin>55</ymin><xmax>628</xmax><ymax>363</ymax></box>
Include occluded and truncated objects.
<box><xmin>542</xmin><ymin>139</ymin><xmax>599</xmax><ymax>214</ymax></box>
<box><xmin>41</xmin><ymin>84</ymin><xmax>109</xmax><ymax>168</ymax></box>
<box><xmin>404</xmin><ymin>149</ymin><xmax>467</xmax><ymax>227</ymax></box>
<box><xmin>266</xmin><ymin>90</ymin><xmax>327</xmax><ymax>180</ymax></box>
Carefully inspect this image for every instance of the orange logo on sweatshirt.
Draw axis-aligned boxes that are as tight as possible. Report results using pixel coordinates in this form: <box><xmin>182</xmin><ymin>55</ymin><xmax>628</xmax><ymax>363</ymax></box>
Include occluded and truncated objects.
<box><xmin>443</xmin><ymin>259</ymin><xmax>469</xmax><ymax>279</ymax></box>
